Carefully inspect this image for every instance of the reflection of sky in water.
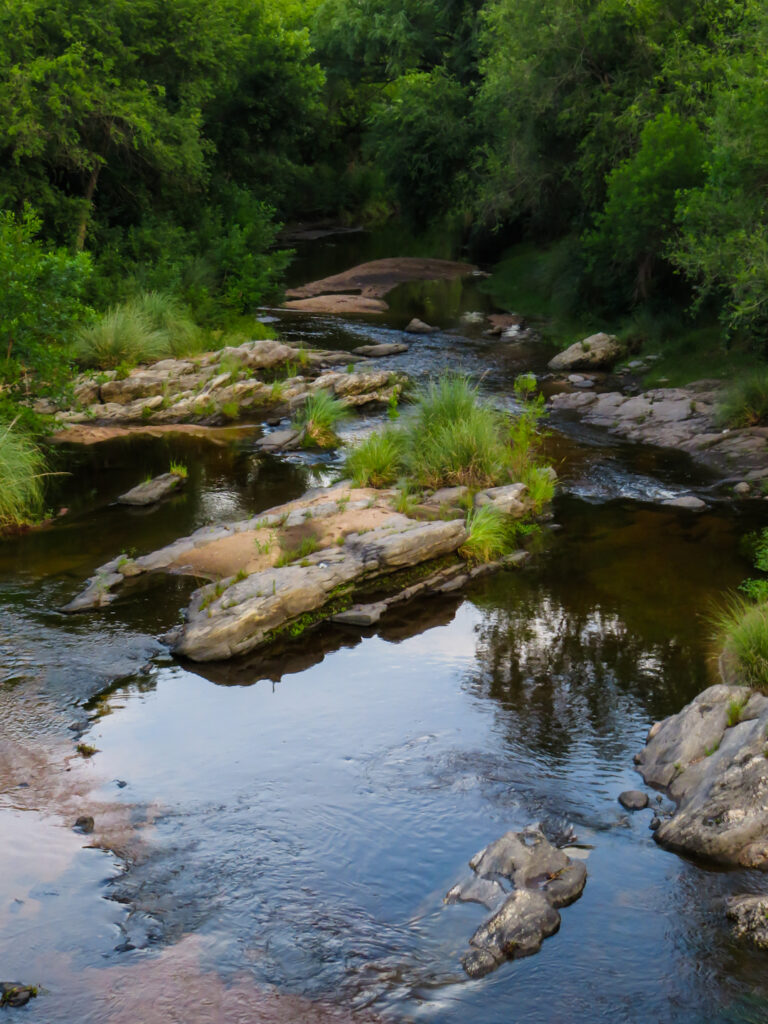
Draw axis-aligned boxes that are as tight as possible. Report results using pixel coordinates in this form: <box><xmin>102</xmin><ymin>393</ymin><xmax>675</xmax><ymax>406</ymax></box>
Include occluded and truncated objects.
<box><xmin>74</xmin><ymin>571</ymin><xmax>768</xmax><ymax>1024</ymax></box>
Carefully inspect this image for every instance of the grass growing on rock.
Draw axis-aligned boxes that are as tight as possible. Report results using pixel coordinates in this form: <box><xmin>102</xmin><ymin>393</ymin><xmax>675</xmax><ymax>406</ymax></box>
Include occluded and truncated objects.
<box><xmin>293</xmin><ymin>391</ymin><xmax>349</xmax><ymax>448</ymax></box>
<box><xmin>713</xmin><ymin>596</ymin><xmax>768</xmax><ymax>692</ymax></box>
<box><xmin>460</xmin><ymin>505</ymin><xmax>512</xmax><ymax>563</ymax></box>
<box><xmin>0</xmin><ymin>420</ymin><xmax>46</xmax><ymax>528</ymax></box>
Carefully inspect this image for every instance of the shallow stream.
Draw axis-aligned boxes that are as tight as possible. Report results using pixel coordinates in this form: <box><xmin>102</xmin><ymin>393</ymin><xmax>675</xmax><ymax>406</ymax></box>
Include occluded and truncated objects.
<box><xmin>1</xmin><ymin>239</ymin><xmax>767</xmax><ymax>1023</ymax></box>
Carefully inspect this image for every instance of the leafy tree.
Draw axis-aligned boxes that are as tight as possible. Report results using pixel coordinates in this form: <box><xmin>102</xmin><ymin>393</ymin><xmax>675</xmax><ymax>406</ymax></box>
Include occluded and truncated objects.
<box><xmin>0</xmin><ymin>206</ymin><xmax>92</xmax><ymax>393</ymax></box>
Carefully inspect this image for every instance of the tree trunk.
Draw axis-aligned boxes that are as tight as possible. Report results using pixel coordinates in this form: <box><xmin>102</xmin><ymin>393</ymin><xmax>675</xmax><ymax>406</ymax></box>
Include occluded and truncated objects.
<box><xmin>75</xmin><ymin>163</ymin><xmax>101</xmax><ymax>251</ymax></box>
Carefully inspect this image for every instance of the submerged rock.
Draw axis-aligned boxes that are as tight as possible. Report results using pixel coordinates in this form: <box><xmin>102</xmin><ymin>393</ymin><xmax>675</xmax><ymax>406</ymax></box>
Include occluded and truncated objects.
<box><xmin>118</xmin><ymin>471</ymin><xmax>186</xmax><ymax>506</ymax></box>
<box><xmin>662</xmin><ymin>496</ymin><xmax>707</xmax><ymax>510</ymax></box>
<box><xmin>447</xmin><ymin>825</ymin><xmax>587</xmax><ymax>978</ymax></box>
<box><xmin>726</xmin><ymin>894</ymin><xmax>768</xmax><ymax>948</ymax></box>
<box><xmin>548</xmin><ymin>332</ymin><xmax>622</xmax><ymax>372</ymax></box>
<box><xmin>635</xmin><ymin>684</ymin><xmax>768</xmax><ymax>868</ymax></box>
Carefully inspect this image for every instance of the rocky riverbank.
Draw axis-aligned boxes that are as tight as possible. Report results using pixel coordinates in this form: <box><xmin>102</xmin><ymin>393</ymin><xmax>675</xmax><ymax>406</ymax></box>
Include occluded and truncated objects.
<box><xmin>551</xmin><ymin>381</ymin><xmax>768</xmax><ymax>491</ymax></box>
<box><xmin>46</xmin><ymin>338</ymin><xmax>403</xmax><ymax>436</ymax></box>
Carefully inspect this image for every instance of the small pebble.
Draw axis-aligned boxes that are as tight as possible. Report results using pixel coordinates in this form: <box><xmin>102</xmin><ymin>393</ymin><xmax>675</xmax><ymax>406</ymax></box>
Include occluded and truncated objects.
<box><xmin>74</xmin><ymin>816</ymin><xmax>94</xmax><ymax>834</ymax></box>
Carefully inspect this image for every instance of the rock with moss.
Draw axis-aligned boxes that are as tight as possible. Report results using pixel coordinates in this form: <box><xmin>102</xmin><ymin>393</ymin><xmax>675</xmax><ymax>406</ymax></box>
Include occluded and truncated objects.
<box><xmin>634</xmin><ymin>684</ymin><xmax>768</xmax><ymax>868</ymax></box>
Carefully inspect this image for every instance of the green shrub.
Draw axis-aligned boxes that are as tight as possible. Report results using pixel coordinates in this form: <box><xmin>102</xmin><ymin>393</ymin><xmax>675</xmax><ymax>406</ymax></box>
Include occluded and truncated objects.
<box><xmin>717</xmin><ymin>372</ymin><xmax>768</xmax><ymax>428</ymax></box>
<box><xmin>294</xmin><ymin>391</ymin><xmax>349</xmax><ymax>448</ymax></box>
<box><xmin>345</xmin><ymin>430</ymin><xmax>406</xmax><ymax>487</ymax></box>
<box><xmin>713</xmin><ymin>596</ymin><xmax>768</xmax><ymax>691</ymax></box>
<box><xmin>0</xmin><ymin>421</ymin><xmax>46</xmax><ymax>527</ymax></box>
<box><xmin>460</xmin><ymin>505</ymin><xmax>511</xmax><ymax>563</ymax></box>
<box><xmin>521</xmin><ymin>464</ymin><xmax>555</xmax><ymax>511</ymax></box>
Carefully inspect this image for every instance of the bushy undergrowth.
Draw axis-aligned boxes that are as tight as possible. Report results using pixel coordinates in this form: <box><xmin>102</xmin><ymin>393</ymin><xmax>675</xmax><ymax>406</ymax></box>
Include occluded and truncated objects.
<box><xmin>713</xmin><ymin>596</ymin><xmax>768</xmax><ymax>691</ymax></box>
<box><xmin>74</xmin><ymin>291</ymin><xmax>276</xmax><ymax>370</ymax></box>
<box><xmin>294</xmin><ymin>391</ymin><xmax>349</xmax><ymax>448</ymax></box>
<box><xmin>0</xmin><ymin>421</ymin><xmax>46</xmax><ymax>527</ymax></box>
<box><xmin>717</xmin><ymin>371</ymin><xmax>768</xmax><ymax>428</ymax></box>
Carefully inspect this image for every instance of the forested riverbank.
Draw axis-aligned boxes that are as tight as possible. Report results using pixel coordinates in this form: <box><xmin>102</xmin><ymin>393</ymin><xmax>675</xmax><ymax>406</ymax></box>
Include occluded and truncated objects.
<box><xmin>4</xmin><ymin>0</ymin><xmax>768</xmax><ymax>448</ymax></box>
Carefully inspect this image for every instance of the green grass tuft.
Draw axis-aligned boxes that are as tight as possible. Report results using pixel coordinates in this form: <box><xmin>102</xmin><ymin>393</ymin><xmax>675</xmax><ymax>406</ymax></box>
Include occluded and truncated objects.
<box><xmin>345</xmin><ymin>430</ymin><xmax>406</xmax><ymax>488</ymax></box>
<box><xmin>0</xmin><ymin>421</ymin><xmax>46</xmax><ymax>527</ymax></box>
<box><xmin>294</xmin><ymin>391</ymin><xmax>349</xmax><ymax>448</ymax></box>
<box><xmin>169</xmin><ymin>460</ymin><xmax>188</xmax><ymax>478</ymax></box>
<box><xmin>713</xmin><ymin>595</ymin><xmax>768</xmax><ymax>692</ymax></box>
<box><xmin>460</xmin><ymin>505</ymin><xmax>512</xmax><ymax>563</ymax></box>
<box><xmin>717</xmin><ymin>371</ymin><xmax>768</xmax><ymax>428</ymax></box>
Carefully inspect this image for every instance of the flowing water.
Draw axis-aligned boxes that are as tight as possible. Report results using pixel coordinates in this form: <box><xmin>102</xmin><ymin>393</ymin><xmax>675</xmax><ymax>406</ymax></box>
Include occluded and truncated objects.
<box><xmin>2</xmin><ymin>237</ymin><xmax>768</xmax><ymax>1023</ymax></box>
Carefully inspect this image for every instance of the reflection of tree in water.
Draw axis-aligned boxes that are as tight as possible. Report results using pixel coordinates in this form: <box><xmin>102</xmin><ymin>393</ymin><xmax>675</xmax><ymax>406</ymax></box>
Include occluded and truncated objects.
<box><xmin>464</xmin><ymin>575</ymin><xmax>714</xmax><ymax>762</ymax></box>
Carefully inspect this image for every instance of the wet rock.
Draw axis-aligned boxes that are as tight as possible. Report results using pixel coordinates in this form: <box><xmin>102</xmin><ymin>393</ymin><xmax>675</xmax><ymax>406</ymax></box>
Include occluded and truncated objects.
<box><xmin>726</xmin><ymin>894</ymin><xmax>768</xmax><ymax>948</ymax></box>
<box><xmin>351</xmin><ymin>343</ymin><xmax>408</xmax><ymax>357</ymax></box>
<box><xmin>635</xmin><ymin>684</ymin><xmax>768</xmax><ymax>868</ymax></box>
<box><xmin>619</xmin><ymin>790</ymin><xmax>649</xmax><ymax>811</ymax></box>
<box><xmin>62</xmin><ymin>571</ymin><xmax>124</xmax><ymax>613</ymax></box>
<box><xmin>662</xmin><ymin>496</ymin><xmax>706</xmax><ymax>510</ymax></box>
<box><xmin>548</xmin><ymin>332</ymin><xmax>622</xmax><ymax>372</ymax></box>
<box><xmin>445</xmin><ymin>876</ymin><xmax>507</xmax><ymax>910</ymax></box>
<box><xmin>462</xmin><ymin>890</ymin><xmax>561</xmax><ymax>978</ymax></box>
<box><xmin>448</xmin><ymin>825</ymin><xmax>586</xmax><ymax>978</ymax></box>
<box><xmin>118</xmin><ymin>471</ymin><xmax>186</xmax><ymax>506</ymax></box>
<box><xmin>734</xmin><ymin>481</ymin><xmax>751</xmax><ymax>496</ymax></box>
<box><xmin>74</xmin><ymin>815</ymin><xmax>95</xmax><ymax>834</ymax></box>
<box><xmin>0</xmin><ymin>983</ymin><xmax>37</xmax><ymax>1008</ymax></box>
<box><xmin>405</xmin><ymin>318</ymin><xmax>439</xmax><ymax>334</ymax></box>
<box><xmin>650</xmin><ymin>816</ymin><xmax>661</xmax><ymax>830</ymax></box>
<box><xmin>255</xmin><ymin>428</ymin><xmax>305</xmax><ymax>453</ymax></box>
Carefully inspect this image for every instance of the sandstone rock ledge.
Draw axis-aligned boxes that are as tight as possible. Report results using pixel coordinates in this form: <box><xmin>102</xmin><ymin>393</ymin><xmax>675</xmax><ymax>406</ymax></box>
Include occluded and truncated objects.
<box><xmin>550</xmin><ymin>382</ymin><xmax>768</xmax><ymax>486</ymax></box>
<box><xmin>45</xmin><ymin>339</ymin><xmax>403</xmax><ymax>432</ymax></box>
<box><xmin>635</xmin><ymin>684</ymin><xmax>768</xmax><ymax>869</ymax></box>
<box><xmin>62</xmin><ymin>482</ymin><xmax>538</xmax><ymax>661</ymax></box>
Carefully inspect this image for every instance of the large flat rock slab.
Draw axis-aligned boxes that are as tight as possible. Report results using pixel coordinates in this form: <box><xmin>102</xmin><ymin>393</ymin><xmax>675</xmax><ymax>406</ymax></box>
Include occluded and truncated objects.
<box><xmin>284</xmin><ymin>257</ymin><xmax>478</xmax><ymax>302</ymax></box>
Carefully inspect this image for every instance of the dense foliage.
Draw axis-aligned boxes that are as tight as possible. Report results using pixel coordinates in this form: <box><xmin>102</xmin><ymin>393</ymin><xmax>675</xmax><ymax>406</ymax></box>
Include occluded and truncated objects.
<box><xmin>3</xmin><ymin>0</ymin><xmax>768</xmax><ymax>412</ymax></box>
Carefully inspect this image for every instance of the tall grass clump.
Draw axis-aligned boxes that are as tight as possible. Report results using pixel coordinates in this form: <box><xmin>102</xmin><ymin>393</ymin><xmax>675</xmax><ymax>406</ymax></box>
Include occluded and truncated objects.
<box><xmin>75</xmin><ymin>305</ymin><xmax>166</xmax><ymax>368</ymax></box>
<box><xmin>460</xmin><ymin>505</ymin><xmax>511</xmax><ymax>563</ymax></box>
<box><xmin>130</xmin><ymin>291</ymin><xmax>204</xmax><ymax>357</ymax></box>
<box><xmin>717</xmin><ymin>371</ymin><xmax>768</xmax><ymax>428</ymax></box>
<box><xmin>713</xmin><ymin>595</ymin><xmax>768</xmax><ymax>691</ymax></box>
<box><xmin>406</xmin><ymin>374</ymin><xmax>511</xmax><ymax>488</ymax></box>
<box><xmin>0</xmin><ymin>421</ymin><xmax>46</xmax><ymax>527</ymax></box>
<box><xmin>345</xmin><ymin>430</ymin><xmax>406</xmax><ymax>487</ymax></box>
<box><xmin>294</xmin><ymin>391</ymin><xmax>349</xmax><ymax>448</ymax></box>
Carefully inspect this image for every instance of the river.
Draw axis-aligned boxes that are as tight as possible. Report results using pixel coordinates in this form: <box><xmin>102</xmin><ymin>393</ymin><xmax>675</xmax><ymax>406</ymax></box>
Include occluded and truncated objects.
<box><xmin>1</xmin><ymin>235</ymin><xmax>767</xmax><ymax>1023</ymax></box>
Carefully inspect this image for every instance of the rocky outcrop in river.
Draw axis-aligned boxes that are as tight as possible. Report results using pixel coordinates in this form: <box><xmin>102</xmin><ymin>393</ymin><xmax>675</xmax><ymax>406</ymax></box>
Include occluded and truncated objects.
<box><xmin>62</xmin><ymin>481</ymin><xmax>539</xmax><ymax>661</ymax></box>
<box><xmin>47</xmin><ymin>339</ymin><xmax>403</xmax><ymax>431</ymax></box>
<box><xmin>551</xmin><ymin>381</ymin><xmax>768</xmax><ymax>487</ymax></box>
<box><xmin>635</xmin><ymin>684</ymin><xmax>768</xmax><ymax>869</ymax></box>
<box><xmin>446</xmin><ymin>826</ymin><xmax>587</xmax><ymax>978</ymax></box>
